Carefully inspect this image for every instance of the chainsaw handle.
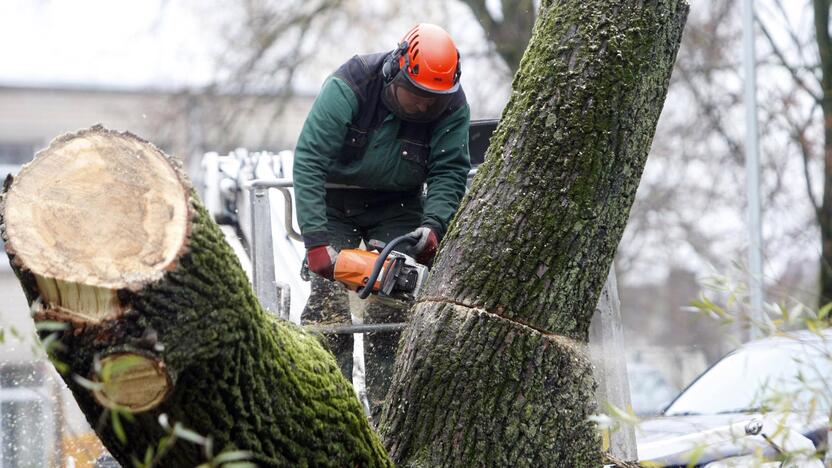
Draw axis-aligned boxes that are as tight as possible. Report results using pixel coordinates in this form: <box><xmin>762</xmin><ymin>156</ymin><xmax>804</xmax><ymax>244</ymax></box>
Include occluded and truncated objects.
<box><xmin>357</xmin><ymin>233</ymin><xmax>419</xmax><ymax>299</ymax></box>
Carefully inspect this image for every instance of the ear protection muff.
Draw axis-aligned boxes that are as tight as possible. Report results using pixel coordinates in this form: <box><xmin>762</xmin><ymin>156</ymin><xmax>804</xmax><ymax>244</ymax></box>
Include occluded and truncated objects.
<box><xmin>382</xmin><ymin>41</ymin><xmax>409</xmax><ymax>83</ymax></box>
<box><xmin>453</xmin><ymin>50</ymin><xmax>461</xmax><ymax>85</ymax></box>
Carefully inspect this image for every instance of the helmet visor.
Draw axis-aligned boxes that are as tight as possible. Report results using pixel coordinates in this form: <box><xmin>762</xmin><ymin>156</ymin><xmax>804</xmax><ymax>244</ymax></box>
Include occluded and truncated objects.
<box><xmin>382</xmin><ymin>72</ymin><xmax>455</xmax><ymax>123</ymax></box>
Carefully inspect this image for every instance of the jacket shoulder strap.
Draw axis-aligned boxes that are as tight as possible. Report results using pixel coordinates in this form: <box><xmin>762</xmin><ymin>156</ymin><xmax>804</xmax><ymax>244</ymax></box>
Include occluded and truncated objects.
<box><xmin>333</xmin><ymin>52</ymin><xmax>389</xmax><ymax>163</ymax></box>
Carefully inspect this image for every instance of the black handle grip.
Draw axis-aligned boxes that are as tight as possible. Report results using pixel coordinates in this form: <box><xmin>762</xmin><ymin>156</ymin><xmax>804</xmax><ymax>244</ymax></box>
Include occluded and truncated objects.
<box><xmin>357</xmin><ymin>234</ymin><xmax>419</xmax><ymax>299</ymax></box>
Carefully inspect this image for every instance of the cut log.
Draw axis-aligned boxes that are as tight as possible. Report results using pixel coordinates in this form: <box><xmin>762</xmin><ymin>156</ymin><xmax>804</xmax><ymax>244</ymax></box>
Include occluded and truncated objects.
<box><xmin>1</xmin><ymin>126</ymin><xmax>390</xmax><ymax>467</ymax></box>
<box><xmin>4</xmin><ymin>127</ymin><xmax>189</xmax><ymax>322</ymax></box>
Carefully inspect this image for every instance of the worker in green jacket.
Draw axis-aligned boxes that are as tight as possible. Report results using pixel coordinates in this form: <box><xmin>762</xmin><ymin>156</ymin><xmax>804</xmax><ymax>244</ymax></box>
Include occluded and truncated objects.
<box><xmin>293</xmin><ymin>23</ymin><xmax>471</xmax><ymax>416</ymax></box>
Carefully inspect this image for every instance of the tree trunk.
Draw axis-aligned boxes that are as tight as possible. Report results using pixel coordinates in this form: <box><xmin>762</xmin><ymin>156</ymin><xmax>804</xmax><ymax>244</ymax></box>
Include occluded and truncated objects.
<box><xmin>379</xmin><ymin>0</ymin><xmax>688</xmax><ymax>466</ymax></box>
<box><xmin>0</xmin><ymin>126</ymin><xmax>390</xmax><ymax>467</ymax></box>
<box><xmin>814</xmin><ymin>0</ymin><xmax>832</xmax><ymax>305</ymax></box>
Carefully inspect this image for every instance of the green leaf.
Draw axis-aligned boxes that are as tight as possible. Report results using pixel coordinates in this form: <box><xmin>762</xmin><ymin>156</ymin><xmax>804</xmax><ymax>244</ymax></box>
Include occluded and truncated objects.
<box><xmin>117</xmin><ymin>407</ymin><xmax>135</xmax><ymax>422</ymax></box>
<box><xmin>156</xmin><ymin>435</ymin><xmax>174</xmax><ymax>459</ymax></box>
<box><xmin>819</xmin><ymin>302</ymin><xmax>832</xmax><ymax>321</ymax></box>
<box><xmin>588</xmin><ymin>413</ymin><xmax>613</xmax><ymax>429</ymax></box>
<box><xmin>685</xmin><ymin>444</ymin><xmax>706</xmax><ymax>468</ymax></box>
<box><xmin>40</xmin><ymin>332</ymin><xmax>60</xmax><ymax>352</ymax></box>
<box><xmin>143</xmin><ymin>445</ymin><xmax>155</xmax><ymax>467</ymax></box>
<box><xmin>72</xmin><ymin>374</ymin><xmax>103</xmax><ymax>391</ymax></box>
<box><xmin>102</xmin><ymin>355</ymin><xmax>147</xmax><ymax>382</ymax></box>
<box><xmin>93</xmin><ymin>354</ymin><xmax>103</xmax><ymax>377</ymax></box>
<box><xmin>112</xmin><ymin>410</ymin><xmax>128</xmax><ymax>445</ymax></box>
<box><xmin>639</xmin><ymin>462</ymin><xmax>663</xmax><ymax>468</ymax></box>
<box><xmin>173</xmin><ymin>423</ymin><xmax>208</xmax><ymax>445</ymax></box>
<box><xmin>51</xmin><ymin>360</ymin><xmax>69</xmax><ymax>375</ymax></box>
<box><xmin>213</xmin><ymin>451</ymin><xmax>253</xmax><ymax>464</ymax></box>
<box><xmin>603</xmin><ymin>401</ymin><xmax>640</xmax><ymax>426</ymax></box>
<box><xmin>222</xmin><ymin>462</ymin><xmax>258</xmax><ymax>468</ymax></box>
<box><xmin>690</xmin><ymin>296</ymin><xmax>728</xmax><ymax>319</ymax></box>
<box><xmin>0</xmin><ymin>327</ymin><xmax>5</xmax><ymax>344</ymax></box>
<box><xmin>203</xmin><ymin>436</ymin><xmax>214</xmax><ymax>460</ymax></box>
<box><xmin>35</xmin><ymin>320</ymin><xmax>69</xmax><ymax>332</ymax></box>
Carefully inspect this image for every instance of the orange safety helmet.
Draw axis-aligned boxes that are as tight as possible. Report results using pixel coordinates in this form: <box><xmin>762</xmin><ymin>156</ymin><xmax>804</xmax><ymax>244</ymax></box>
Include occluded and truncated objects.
<box><xmin>381</xmin><ymin>23</ymin><xmax>461</xmax><ymax>122</ymax></box>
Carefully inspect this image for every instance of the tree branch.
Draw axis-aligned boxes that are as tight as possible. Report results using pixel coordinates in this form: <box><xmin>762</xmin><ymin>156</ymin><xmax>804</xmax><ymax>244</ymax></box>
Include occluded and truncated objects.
<box><xmin>458</xmin><ymin>0</ymin><xmax>535</xmax><ymax>73</ymax></box>
<box><xmin>757</xmin><ymin>14</ymin><xmax>822</xmax><ymax>103</ymax></box>
<box><xmin>788</xmin><ymin>101</ymin><xmax>824</xmax><ymax>219</ymax></box>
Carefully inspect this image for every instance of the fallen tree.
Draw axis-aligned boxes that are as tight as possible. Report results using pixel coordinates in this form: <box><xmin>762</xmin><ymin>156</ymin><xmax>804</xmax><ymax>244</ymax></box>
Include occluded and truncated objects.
<box><xmin>1</xmin><ymin>0</ymin><xmax>687</xmax><ymax>466</ymax></box>
<box><xmin>1</xmin><ymin>126</ymin><xmax>390</xmax><ymax>466</ymax></box>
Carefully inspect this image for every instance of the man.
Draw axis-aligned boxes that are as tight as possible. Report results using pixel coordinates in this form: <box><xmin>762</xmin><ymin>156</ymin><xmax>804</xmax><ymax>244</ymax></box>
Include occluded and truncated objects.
<box><xmin>293</xmin><ymin>23</ymin><xmax>471</xmax><ymax>414</ymax></box>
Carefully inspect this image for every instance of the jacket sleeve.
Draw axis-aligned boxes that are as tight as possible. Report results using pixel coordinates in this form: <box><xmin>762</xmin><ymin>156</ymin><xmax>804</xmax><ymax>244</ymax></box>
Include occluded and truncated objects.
<box><xmin>421</xmin><ymin>104</ymin><xmax>471</xmax><ymax>239</ymax></box>
<box><xmin>293</xmin><ymin>76</ymin><xmax>358</xmax><ymax>248</ymax></box>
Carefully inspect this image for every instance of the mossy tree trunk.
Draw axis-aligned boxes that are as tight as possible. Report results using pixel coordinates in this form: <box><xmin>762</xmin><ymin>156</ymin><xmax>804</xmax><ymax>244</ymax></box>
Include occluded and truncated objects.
<box><xmin>0</xmin><ymin>126</ymin><xmax>391</xmax><ymax>467</ymax></box>
<box><xmin>814</xmin><ymin>0</ymin><xmax>832</xmax><ymax>305</ymax></box>
<box><xmin>378</xmin><ymin>0</ymin><xmax>689</xmax><ymax>466</ymax></box>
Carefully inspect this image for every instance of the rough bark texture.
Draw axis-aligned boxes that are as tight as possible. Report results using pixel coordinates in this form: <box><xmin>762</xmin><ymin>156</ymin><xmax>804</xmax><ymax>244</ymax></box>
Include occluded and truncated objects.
<box><xmin>379</xmin><ymin>0</ymin><xmax>689</xmax><ymax>466</ymax></box>
<box><xmin>1</xmin><ymin>127</ymin><xmax>391</xmax><ymax>467</ymax></box>
<box><xmin>814</xmin><ymin>0</ymin><xmax>832</xmax><ymax>305</ymax></box>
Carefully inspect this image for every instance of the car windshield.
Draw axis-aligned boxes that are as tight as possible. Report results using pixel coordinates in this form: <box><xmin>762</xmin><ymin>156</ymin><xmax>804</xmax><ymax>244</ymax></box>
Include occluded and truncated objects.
<box><xmin>664</xmin><ymin>338</ymin><xmax>832</xmax><ymax>416</ymax></box>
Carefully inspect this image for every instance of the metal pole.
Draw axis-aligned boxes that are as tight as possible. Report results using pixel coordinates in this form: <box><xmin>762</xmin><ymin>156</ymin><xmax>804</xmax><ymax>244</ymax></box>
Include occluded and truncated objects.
<box><xmin>251</xmin><ymin>186</ymin><xmax>282</xmax><ymax>318</ymax></box>
<box><xmin>743</xmin><ymin>0</ymin><xmax>764</xmax><ymax>338</ymax></box>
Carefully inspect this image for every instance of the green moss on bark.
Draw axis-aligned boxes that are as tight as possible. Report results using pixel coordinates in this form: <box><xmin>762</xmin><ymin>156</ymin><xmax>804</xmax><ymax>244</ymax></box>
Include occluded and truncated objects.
<box><xmin>4</xmin><ymin>187</ymin><xmax>391</xmax><ymax>467</ymax></box>
<box><xmin>72</xmin><ymin>203</ymin><xmax>389</xmax><ymax>466</ymax></box>
<box><xmin>380</xmin><ymin>301</ymin><xmax>598</xmax><ymax>467</ymax></box>
<box><xmin>381</xmin><ymin>0</ymin><xmax>688</xmax><ymax>466</ymax></box>
<box><xmin>429</xmin><ymin>0</ymin><xmax>689</xmax><ymax>339</ymax></box>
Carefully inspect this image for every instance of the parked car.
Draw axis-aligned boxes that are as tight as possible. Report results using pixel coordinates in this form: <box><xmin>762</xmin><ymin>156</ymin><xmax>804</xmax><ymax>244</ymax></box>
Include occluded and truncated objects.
<box><xmin>628</xmin><ymin>361</ymin><xmax>680</xmax><ymax>416</ymax></box>
<box><xmin>637</xmin><ymin>329</ymin><xmax>831</xmax><ymax>466</ymax></box>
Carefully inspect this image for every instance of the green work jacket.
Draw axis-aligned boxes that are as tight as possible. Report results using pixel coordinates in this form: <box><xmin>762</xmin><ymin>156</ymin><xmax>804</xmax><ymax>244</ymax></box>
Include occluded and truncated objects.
<box><xmin>293</xmin><ymin>75</ymin><xmax>471</xmax><ymax>248</ymax></box>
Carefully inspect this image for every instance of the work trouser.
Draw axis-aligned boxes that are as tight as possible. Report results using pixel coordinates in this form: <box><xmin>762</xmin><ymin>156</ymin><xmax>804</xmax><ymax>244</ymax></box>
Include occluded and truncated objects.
<box><xmin>302</xmin><ymin>188</ymin><xmax>423</xmax><ymax>419</ymax></box>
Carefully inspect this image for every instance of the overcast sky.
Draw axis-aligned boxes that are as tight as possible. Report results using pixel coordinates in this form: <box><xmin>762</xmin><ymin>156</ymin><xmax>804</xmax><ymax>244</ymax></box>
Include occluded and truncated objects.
<box><xmin>0</xmin><ymin>0</ymin><xmax>508</xmax><ymax>88</ymax></box>
<box><xmin>0</xmin><ymin>0</ymin><xmax>217</xmax><ymax>88</ymax></box>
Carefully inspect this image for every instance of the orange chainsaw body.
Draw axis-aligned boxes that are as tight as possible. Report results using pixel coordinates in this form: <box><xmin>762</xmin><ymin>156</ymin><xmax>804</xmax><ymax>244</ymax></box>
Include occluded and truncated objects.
<box><xmin>333</xmin><ymin>249</ymin><xmax>389</xmax><ymax>292</ymax></box>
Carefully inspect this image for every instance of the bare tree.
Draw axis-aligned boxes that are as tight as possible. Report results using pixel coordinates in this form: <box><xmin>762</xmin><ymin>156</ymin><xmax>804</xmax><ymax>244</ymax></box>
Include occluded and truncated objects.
<box><xmin>457</xmin><ymin>0</ymin><xmax>536</xmax><ymax>73</ymax></box>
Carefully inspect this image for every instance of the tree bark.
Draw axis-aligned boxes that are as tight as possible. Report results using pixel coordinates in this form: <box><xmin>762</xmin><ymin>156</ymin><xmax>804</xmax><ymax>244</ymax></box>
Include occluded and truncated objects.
<box><xmin>379</xmin><ymin>0</ymin><xmax>688</xmax><ymax>466</ymax></box>
<box><xmin>814</xmin><ymin>0</ymin><xmax>832</xmax><ymax>305</ymax></box>
<box><xmin>0</xmin><ymin>126</ymin><xmax>390</xmax><ymax>467</ymax></box>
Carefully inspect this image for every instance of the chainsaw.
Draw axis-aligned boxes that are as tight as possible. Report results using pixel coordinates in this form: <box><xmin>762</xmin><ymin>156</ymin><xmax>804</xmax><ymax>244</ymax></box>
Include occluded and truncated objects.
<box><xmin>332</xmin><ymin>234</ymin><xmax>429</xmax><ymax>302</ymax></box>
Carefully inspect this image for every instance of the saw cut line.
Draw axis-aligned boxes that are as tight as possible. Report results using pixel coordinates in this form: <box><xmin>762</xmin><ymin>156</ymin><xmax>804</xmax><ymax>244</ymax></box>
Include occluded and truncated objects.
<box><xmin>418</xmin><ymin>296</ymin><xmax>583</xmax><ymax>352</ymax></box>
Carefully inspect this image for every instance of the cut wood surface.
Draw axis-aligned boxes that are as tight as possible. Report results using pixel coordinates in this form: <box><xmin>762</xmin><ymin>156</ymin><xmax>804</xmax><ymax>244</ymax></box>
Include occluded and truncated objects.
<box><xmin>92</xmin><ymin>352</ymin><xmax>172</xmax><ymax>413</ymax></box>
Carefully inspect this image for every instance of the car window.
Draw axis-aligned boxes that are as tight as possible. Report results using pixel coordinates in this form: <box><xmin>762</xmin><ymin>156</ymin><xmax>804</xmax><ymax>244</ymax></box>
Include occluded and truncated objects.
<box><xmin>664</xmin><ymin>340</ymin><xmax>832</xmax><ymax>416</ymax></box>
<box><xmin>628</xmin><ymin>364</ymin><xmax>679</xmax><ymax>416</ymax></box>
